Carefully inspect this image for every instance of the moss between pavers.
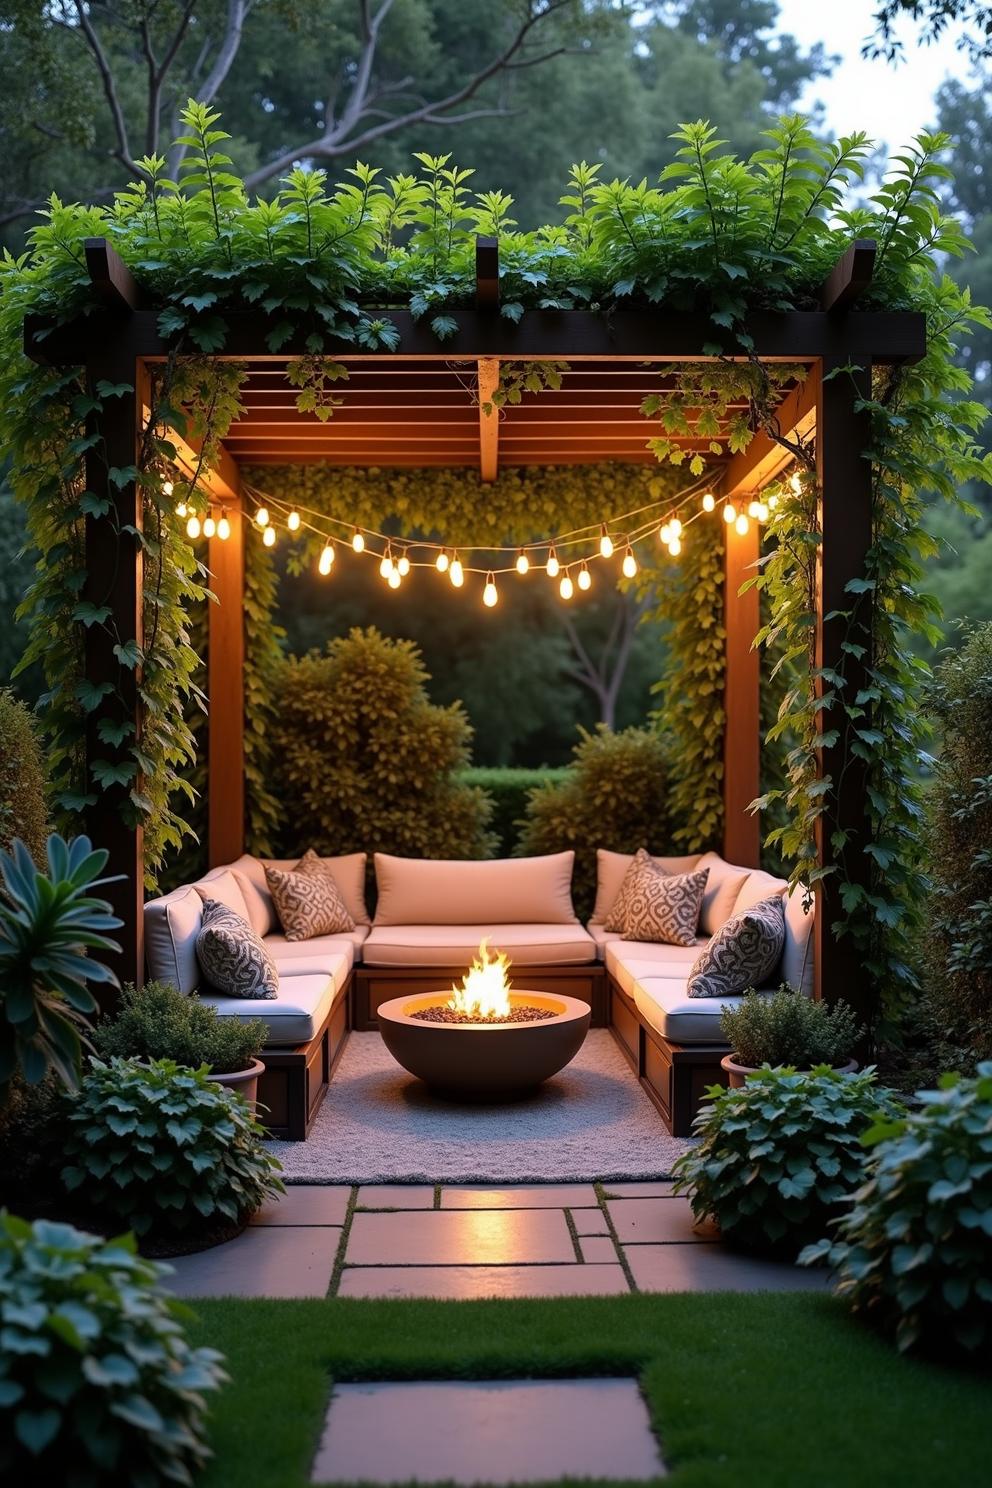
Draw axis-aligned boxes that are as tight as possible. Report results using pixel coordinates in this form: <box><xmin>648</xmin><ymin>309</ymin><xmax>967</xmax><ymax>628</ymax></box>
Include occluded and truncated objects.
<box><xmin>185</xmin><ymin>1292</ymin><xmax>991</xmax><ymax>1488</ymax></box>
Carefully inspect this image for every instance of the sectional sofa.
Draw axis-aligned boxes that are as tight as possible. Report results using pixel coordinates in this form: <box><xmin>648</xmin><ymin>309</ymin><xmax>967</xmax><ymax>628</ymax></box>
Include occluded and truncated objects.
<box><xmin>144</xmin><ymin>847</ymin><xmax>814</xmax><ymax>1139</ymax></box>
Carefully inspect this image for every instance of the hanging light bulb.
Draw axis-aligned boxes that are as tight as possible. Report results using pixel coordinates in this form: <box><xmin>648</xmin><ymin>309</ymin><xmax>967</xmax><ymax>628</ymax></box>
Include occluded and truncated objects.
<box><xmin>217</xmin><ymin>513</ymin><xmax>231</xmax><ymax>541</ymax></box>
<box><xmin>559</xmin><ymin>572</ymin><xmax>574</xmax><ymax>601</ymax></box>
<box><xmin>701</xmin><ymin>492</ymin><xmax>715</xmax><ymax>513</ymax></box>
<box><xmin>577</xmin><ymin>561</ymin><xmax>592</xmax><ymax>591</ymax></box>
<box><xmin>515</xmin><ymin>548</ymin><xmax>530</xmax><ymax>575</ymax></box>
<box><xmin>622</xmin><ymin>544</ymin><xmax>637</xmax><ymax>579</ymax></box>
<box><xmin>599</xmin><ymin>523</ymin><xmax>614</xmax><ymax>559</ymax></box>
<box><xmin>203</xmin><ymin>513</ymin><xmax>217</xmax><ymax>539</ymax></box>
<box><xmin>669</xmin><ymin>517</ymin><xmax>682</xmax><ymax>538</ymax></box>
<box><xmin>755</xmin><ymin>500</ymin><xmax>769</xmax><ymax>522</ymax></box>
<box><xmin>436</xmin><ymin>547</ymin><xmax>450</xmax><ymax>573</ymax></box>
<box><xmin>747</xmin><ymin>500</ymin><xmax>760</xmax><ymax>519</ymax></box>
<box><xmin>388</xmin><ymin>569</ymin><xmax>401</xmax><ymax>589</ymax></box>
<box><xmin>723</xmin><ymin>502</ymin><xmax>737</xmax><ymax>525</ymax></box>
<box><xmin>397</xmin><ymin>550</ymin><xmax>411</xmax><ymax>577</ymax></box>
<box><xmin>352</xmin><ymin>527</ymin><xmax>365</xmax><ymax>553</ymax></box>
<box><xmin>263</xmin><ymin>525</ymin><xmax>276</xmax><ymax>547</ymax></box>
<box><xmin>735</xmin><ymin>513</ymin><xmax>750</xmax><ymax>536</ymax></box>
<box><xmin>546</xmin><ymin>545</ymin><xmax>560</xmax><ymax>578</ymax></box>
<box><xmin>318</xmin><ymin>543</ymin><xmax>335</xmax><ymax>576</ymax></box>
<box><xmin>767</xmin><ymin>492</ymin><xmax>780</xmax><ymax>511</ymax></box>
<box><xmin>175</xmin><ymin>501</ymin><xmax>188</xmax><ymax>519</ymax></box>
<box><xmin>186</xmin><ymin>513</ymin><xmax>201</xmax><ymax>540</ymax></box>
<box><xmin>255</xmin><ymin>506</ymin><xmax>269</xmax><ymax>528</ymax></box>
<box><xmin>660</xmin><ymin>523</ymin><xmax>671</xmax><ymax>545</ymax></box>
<box><xmin>450</xmin><ymin>554</ymin><xmax>464</xmax><ymax>588</ymax></box>
<box><xmin>483</xmin><ymin>572</ymin><xmax>498</xmax><ymax>608</ymax></box>
<box><xmin>287</xmin><ymin>509</ymin><xmax>301</xmax><ymax>532</ymax></box>
<box><xmin>668</xmin><ymin>537</ymin><xmax>682</xmax><ymax>557</ymax></box>
<box><xmin>380</xmin><ymin>545</ymin><xmax>395</xmax><ymax>580</ymax></box>
<box><xmin>162</xmin><ymin>479</ymin><xmax>174</xmax><ymax>498</ymax></box>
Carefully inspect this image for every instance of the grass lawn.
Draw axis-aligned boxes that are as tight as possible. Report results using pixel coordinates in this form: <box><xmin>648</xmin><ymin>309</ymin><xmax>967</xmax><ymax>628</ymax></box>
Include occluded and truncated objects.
<box><xmin>186</xmin><ymin>1291</ymin><xmax>991</xmax><ymax>1487</ymax></box>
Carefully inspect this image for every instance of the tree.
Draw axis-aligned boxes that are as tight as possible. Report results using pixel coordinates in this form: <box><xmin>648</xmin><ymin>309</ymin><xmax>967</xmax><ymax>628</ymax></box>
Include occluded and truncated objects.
<box><xmin>865</xmin><ymin>1</ymin><xmax>992</xmax><ymax>63</ymax></box>
<box><xmin>559</xmin><ymin>586</ymin><xmax>652</xmax><ymax>731</ymax></box>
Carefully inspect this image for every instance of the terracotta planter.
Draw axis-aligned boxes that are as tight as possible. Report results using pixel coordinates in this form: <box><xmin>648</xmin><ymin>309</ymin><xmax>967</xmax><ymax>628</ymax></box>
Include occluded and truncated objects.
<box><xmin>720</xmin><ymin>1054</ymin><xmax>858</xmax><ymax>1089</ymax></box>
<box><xmin>207</xmin><ymin>1057</ymin><xmax>265</xmax><ymax>1111</ymax></box>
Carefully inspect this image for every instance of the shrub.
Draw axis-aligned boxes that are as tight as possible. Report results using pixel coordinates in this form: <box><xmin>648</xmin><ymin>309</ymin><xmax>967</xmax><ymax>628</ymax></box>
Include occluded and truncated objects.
<box><xmin>0</xmin><ymin>835</ymin><xmax>121</xmax><ymax>1098</ymax></box>
<box><xmin>802</xmin><ymin>1063</ymin><xmax>992</xmax><ymax>1355</ymax></box>
<box><xmin>269</xmin><ymin>627</ymin><xmax>495</xmax><ymax>863</ymax></box>
<box><xmin>922</xmin><ymin>624</ymin><xmax>992</xmax><ymax>1064</ymax></box>
<box><xmin>0</xmin><ymin>1213</ymin><xmax>226</xmax><ymax>1486</ymax></box>
<box><xmin>516</xmin><ymin>724</ymin><xmax>673</xmax><ymax>917</ymax></box>
<box><xmin>63</xmin><ymin>1058</ymin><xmax>283</xmax><ymax>1238</ymax></box>
<box><xmin>720</xmin><ymin>986</ymin><xmax>864</xmax><ymax>1068</ymax></box>
<box><xmin>0</xmin><ymin>689</ymin><xmax>47</xmax><ymax>862</ymax></box>
<box><xmin>673</xmin><ymin>1066</ymin><xmax>900</xmax><ymax>1254</ymax></box>
<box><xmin>460</xmin><ymin>766</ymin><xmax>570</xmax><ymax>854</ymax></box>
<box><xmin>0</xmin><ymin>1073</ymin><xmax>69</xmax><ymax>1208</ymax></box>
<box><xmin>92</xmin><ymin>982</ymin><xmax>267</xmax><ymax>1075</ymax></box>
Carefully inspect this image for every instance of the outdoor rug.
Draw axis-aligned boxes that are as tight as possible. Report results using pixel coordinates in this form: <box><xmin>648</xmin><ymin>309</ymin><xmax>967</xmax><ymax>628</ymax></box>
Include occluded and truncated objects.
<box><xmin>268</xmin><ymin>1030</ymin><xmax>693</xmax><ymax>1184</ymax></box>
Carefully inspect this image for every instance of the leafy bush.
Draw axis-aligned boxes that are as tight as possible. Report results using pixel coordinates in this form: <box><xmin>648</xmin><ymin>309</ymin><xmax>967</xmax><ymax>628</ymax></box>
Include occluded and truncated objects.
<box><xmin>269</xmin><ymin>627</ymin><xmax>495</xmax><ymax>863</ymax></box>
<box><xmin>802</xmin><ymin>1063</ymin><xmax>992</xmax><ymax>1355</ymax></box>
<box><xmin>460</xmin><ymin>766</ymin><xmax>570</xmax><ymax>854</ymax></box>
<box><xmin>517</xmin><ymin>724</ymin><xmax>673</xmax><ymax>918</ymax></box>
<box><xmin>0</xmin><ymin>689</ymin><xmax>47</xmax><ymax>862</ymax></box>
<box><xmin>63</xmin><ymin>1058</ymin><xmax>283</xmax><ymax>1238</ymax></box>
<box><xmin>721</xmin><ymin>986</ymin><xmax>864</xmax><ymax>1069</ymax></box>
<box><xmin>922</xmin><ymin>624</ymin><xmax>992</xmax><ymax>1063</ymax></box>
<box><xmin>673</xmin><ymin>1067</ymin><xmax>900</xmax><ymax>1254</ymax></box>
<box><xmin>0</xmin><ymin>835</ymin><xmax>121</xmax><ymax>1097</ymax></box>
<box><xmin>93</xmin><ymin>982</ymin><xmax>267</xmax><ymax>1076</ymax></box>
<box><xmin>0</xmin><ymin>1213</ymin><xmax>226</xmax><ymax>1486</ymax></box>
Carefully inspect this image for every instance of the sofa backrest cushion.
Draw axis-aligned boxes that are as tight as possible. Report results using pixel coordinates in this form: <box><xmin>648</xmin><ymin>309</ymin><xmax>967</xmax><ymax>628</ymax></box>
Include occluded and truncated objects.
<box><xmin>694</xmin><ymin>851</ymin><xmax>753</xmax><ymax>935</ymax></box>
<box><xmin>373</xmin><ymin>852</ymin><xmax>578</xmax><ymax>926</ymax></box>
<box><xmin>144</xmin><ymin>885</ymin><xmax>203</xmax><ymax>995</ymax></box>
<box><xmin>782</xmin><ymin>885</ymin><xmax>815</xmax><ymax>996</ymax></box>
<box><xmin>590</xmin><ymin>848</ymin><xmax>702</xmax><ymax>926</ymax></box>
<box><xmin>734</xmin><ymin>869</ymin><xmax>788</xmax><ymax>916</ymax></box>
<box><xmin>193</xmin><ymin>867</ymin><xmax>250</xmax><ymax>923</ymax></box>
<box><xmin>232</xmin><ymin>852</ymin><xmax>370</xmax><ymax>935</ymax></box>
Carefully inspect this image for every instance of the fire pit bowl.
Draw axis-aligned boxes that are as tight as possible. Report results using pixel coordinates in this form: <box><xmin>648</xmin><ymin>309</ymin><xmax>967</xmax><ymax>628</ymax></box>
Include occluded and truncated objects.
<box><xmin>376</xmin><ymin>991</ymin><xmax>592</xmax><ymax>1098</ymax></box>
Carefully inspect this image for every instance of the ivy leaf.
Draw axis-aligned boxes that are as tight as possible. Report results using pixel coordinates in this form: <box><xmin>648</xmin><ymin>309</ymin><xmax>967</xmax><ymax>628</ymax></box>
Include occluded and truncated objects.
<box><xmin>72</xmin><ymin>602</ymin><xmax>111</xmax><ymax>627</ymax></box>
<box><xmin>189</xmin><ymin>315</ymin><xmax>228</xmax><ymax>352</ymax></box>
<box><xmin>113</xmin><ymin>640</ymin><xmax>143</xmax><ymax>670</ymax></box>
<box><xmin>74</xmin><ymin>680</ymin><xmax>114</xmax><ymax>713</ymax></box>
<box><xmin>500</xmin><ymin>301</ymin><xmax>524</xmax><ymax>323</ymax></box>
<box><xmin>181</xmin><ymin>292</ymin><xmax>218</xmax><ymax>312</ymax></box>
<box><xmin>91</xmin><ymin>760</ymin><xmax>138</xmax><ymax>788</ymax></box>
<box><xmin>430</xmin><ymin>315</ymin><xmax>459</xmax><ymax>342</ymax></box>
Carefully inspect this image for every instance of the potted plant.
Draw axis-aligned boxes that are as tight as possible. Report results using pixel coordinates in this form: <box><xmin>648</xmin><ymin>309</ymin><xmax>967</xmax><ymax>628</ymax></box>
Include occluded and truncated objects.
<box><xmin>719</xmin><ymin>985</ymin><xmax>863</xmax><ymax>1086</ymax></box>
<box><xmin>92</xmin><ymin>981</ymin><xmax>268</xmax><ymax>1108</ymax></box>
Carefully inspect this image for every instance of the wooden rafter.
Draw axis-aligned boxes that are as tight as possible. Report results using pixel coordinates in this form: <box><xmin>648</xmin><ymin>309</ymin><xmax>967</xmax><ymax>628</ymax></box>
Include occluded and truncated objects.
<box><xmin>720</xmin><ymin>375</ymin><xmax>819</xmax><ymax>499</ymax></box>
<box><xmin>820</xmin><ymin>239</ymin><xmax>876</xmax><ymax>313</ymax></box>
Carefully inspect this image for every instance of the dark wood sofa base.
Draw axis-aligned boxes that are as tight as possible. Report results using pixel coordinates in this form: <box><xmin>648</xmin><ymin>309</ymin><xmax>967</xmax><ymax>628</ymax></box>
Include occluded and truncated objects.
<box><xmin>608</xmin><ymin>975</ymin><xmax>729</xmax><ymax>1136</ymax></box>
<box><xmin>257</xmin><ymin>976</ymin><xmax>351</xmax><ymax>1141</ymax></box>
<box><xmin>353</xmin><ymin>964</ymin><xmax>608</xmax><ymax>1032</ymax></box>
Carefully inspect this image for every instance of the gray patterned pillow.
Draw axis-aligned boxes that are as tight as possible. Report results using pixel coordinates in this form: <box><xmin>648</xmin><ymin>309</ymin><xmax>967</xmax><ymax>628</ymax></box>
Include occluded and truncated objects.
<box><xmin>686</xmin><ymin>895</ymin><xmax>786</xmax><ymax>999</ymax></box>
<box><xmin>604</xmin><ymin>848</ymin><xmax>658</xmax><ymax>933</ymax></box>
<box><xmin>195</xmin><ymin>898</ymin><xmax>278</xmax><ymax>999</ymax></box>
<box><xmin>621</xmin><ymin>865</ymin><xmax>710</xmax><ymax>948</ymax></box>
<box><xmin>265</xmin><ymin>859</ymin><xmax>354</xmax><ymax>941</ymax></box>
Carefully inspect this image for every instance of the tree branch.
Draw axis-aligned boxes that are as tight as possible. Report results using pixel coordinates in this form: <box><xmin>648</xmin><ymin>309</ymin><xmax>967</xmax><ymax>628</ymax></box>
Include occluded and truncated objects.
<box><xmin>72</xmin><ymin>0</ymin><xmax>140</xmax><ymax>178</ymax></box>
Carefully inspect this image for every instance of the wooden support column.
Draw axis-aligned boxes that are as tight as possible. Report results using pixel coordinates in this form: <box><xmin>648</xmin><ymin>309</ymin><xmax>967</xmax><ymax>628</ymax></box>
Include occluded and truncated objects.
<box><xmin>208</xmin><ymin>496</ymin><xmax>246</xmax><ymax>865</ymax></box>
<box><xmin>814</xmin><ymin>358</ymin><xmax>874</xmax><ymax>1017</ymax></box>
<box><xmin>722</xmin><ymin>519</ymin><xmax>761</xmax><ymax>866</ymax></box>
<box><xmin>477</xmin><ymin>358</ymin><xmax>500</xmax><ymax>482</ymax></box>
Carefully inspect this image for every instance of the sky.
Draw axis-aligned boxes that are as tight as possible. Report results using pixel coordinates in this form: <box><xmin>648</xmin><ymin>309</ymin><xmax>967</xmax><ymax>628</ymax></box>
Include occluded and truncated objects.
<box><xmin>776</xmin><ymin>1</ymin><xmax>980</xmax><ymax>148</ymax></box>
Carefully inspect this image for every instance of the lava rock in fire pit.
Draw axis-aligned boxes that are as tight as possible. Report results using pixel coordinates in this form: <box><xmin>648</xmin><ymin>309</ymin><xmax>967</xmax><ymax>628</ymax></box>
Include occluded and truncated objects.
<box><xmin>411</xmin><ymin>1004</ymin><xmax>557</xmax><ymax>1025</ymax></box>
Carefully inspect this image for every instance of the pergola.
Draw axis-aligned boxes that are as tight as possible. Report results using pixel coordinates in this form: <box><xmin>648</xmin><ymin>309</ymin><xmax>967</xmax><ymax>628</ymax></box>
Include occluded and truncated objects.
<box><xmin>26</xmin><ymin>235</ymin><xmax>926</xmax><ymax>1015</ymax></box>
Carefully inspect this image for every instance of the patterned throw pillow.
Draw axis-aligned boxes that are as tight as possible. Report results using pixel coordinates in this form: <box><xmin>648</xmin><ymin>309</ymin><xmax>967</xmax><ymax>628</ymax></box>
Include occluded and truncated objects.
<box><xmin>686</xmin><ymin>894</ymin><xmax>786</xmax><ymax>999</ymax></box>
<box><xmin>604</xmin><ymin>848</ymin><xmax>660</xmax><ymax>933</ymax></box>
<box><xmin>195</xmin><ymin>898</ymin><xmax>278</xmax><ymax>1000</ymax></box>
<box><xmin>264</xmin><ymin>859</ymin><xmax>354</xmax><ymax>941</ymax></box>
<box><xmin>621</xmin><ymin>865</ymin><xmax>710</xmax><ymax>948</ymax></box>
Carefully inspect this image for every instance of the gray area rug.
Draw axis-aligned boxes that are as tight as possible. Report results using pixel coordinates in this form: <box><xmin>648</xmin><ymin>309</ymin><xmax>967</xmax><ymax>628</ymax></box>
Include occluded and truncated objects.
<box><xmin>268</xmin><ymin>1030</ymin><xmax>693</xmax><ymax>1184</ymax></box>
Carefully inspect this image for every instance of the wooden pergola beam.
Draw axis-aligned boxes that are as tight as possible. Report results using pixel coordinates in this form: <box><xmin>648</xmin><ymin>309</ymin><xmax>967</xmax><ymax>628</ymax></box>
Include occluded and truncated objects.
<box><xmin>721</xmin><ymin>374</ymin><xmax>819</xmax><ymax>499</ymax></box>
<box><xmin>820</xmin><ymin>239</ymin><xmax>876</xmax><ymax>313</ymax></box>
<box><xmin>477</xmin><ymin>358</ymin><xmax>500</xmax><ymax>482</ymax></box>
<box><xmin>85</xmin><ymin>237</ymin><xmax>142</xmax><ymax>312</ymax></box>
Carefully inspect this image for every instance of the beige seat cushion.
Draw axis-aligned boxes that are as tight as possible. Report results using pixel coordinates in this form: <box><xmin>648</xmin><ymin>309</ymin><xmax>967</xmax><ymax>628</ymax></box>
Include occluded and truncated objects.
<box><xmin>605</xmin><ymin>938</ymin><xmax>706</xmax><ymax>997</ymax></box>
<box><xmin>590</xmin><ymin>849</ymin><xmax>702</xmax><ymax>927</ymax></box>
<box><xmin>362</xmin><ymin>922</ymin><xmax>596</xmax><ymax>968</ymax></box>
<box><xmin>632</xmin><ymin>975</ymin><xmax>742</xmax><ymax>1044</ymax></box>
<box><xmin>586</xmin><ymin>921</ymin><xmax>621</xmax><ymax>959</ymax></box>
<box><xmin>231</xmin><ymin>852</ymin><xmax>370</xmax><ymax>936</ymax></box>
<box><xmin>197</xmin><ymin>972</ymin><xmax>336</xmax><ymax>1046</ymax></box>
<box><xmin>265</xmin><ymin>941</ymin><xmax>354</xmax><ymax>992</ymax></box>
<box><xmin>144</xmin><ymin>885</ymin><xmax>203</xmax><ymax>994</ymax></box>
<box><xmin>373</xmin><ymin>853</ymin><xmax>578</xmax><ymax>927</ymax></box>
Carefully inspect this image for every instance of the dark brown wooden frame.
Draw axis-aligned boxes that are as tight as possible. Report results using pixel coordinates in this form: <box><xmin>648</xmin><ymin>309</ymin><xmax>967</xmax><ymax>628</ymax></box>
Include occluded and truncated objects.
<box><xmin>26</xmin><ymin>236</ymin><xmax>924</xmax><ymax>1027</ymax></box>
<box><xmin>257</xmin><ymin>974</ymin><xmax>351</xmax><ymax>1141</ymax></box>
<box><xmin>608</xmin><ymin>972</ymin><xmax>728</xmax><ymax>1136</ymax></box>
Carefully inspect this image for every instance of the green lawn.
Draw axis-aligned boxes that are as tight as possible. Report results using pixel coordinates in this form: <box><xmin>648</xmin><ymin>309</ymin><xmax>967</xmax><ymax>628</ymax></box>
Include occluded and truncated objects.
<box><xmin>186</xmin><ymin>1292</ymin><xmax>991</xmax><ymax>1488</ymax></box>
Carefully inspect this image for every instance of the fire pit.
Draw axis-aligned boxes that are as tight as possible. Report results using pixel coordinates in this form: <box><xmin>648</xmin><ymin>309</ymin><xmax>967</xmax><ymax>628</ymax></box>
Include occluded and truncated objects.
<box><xmin>376</xmin><ymin>941</ymin><xmax>591</xmax><ymax>1098</ymax></box>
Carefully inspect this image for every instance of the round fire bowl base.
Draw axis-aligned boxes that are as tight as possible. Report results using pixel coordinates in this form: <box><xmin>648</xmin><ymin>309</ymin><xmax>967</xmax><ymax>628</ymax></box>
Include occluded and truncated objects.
<box><xmin>376</xmin><ymin>991</ymin><xmax>592</xmax><ymax>1098</ymax></box>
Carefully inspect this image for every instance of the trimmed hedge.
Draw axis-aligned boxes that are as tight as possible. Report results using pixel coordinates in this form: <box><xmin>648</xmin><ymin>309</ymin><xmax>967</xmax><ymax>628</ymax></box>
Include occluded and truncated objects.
<box><xmin>0</xmin><ymin>688</ymin><xmax>47</xmax><ymax>862</ymax></box>
<box><xmin>460</xmin><ymin>767</ymin><xmax>570</xmax><ymax>855</ymax></box>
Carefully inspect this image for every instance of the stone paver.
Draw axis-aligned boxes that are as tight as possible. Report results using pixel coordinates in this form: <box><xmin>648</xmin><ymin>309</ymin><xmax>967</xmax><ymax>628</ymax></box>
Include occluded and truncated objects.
<box><xmin>251</xmin><ymin>1185</ymin><xmax>350</xmax><ymax>1227</ymax></box>
<box><xmin>338</xmin><ymin>1263</ymin><xmax>630</xmax><ymax>1300</ymax></box>
<box><xmin>579</xmin><ymin>1235</ymin><xmax>619</xmax><ymax>1265</ymax></box>
<box><xmin>347</xmin><ymin>1208</ymin><xmax>575</xmax><ymax>1266</ymax></box>
<box><xmin>357</xmin><ymin>1184</ymin><xmax>436</xmax><ymax>1210</ymax></box>
<box><xmin>440</xmin><ymin>1184</ymin><xmax>599</xmax><ymax>1209</ymax></box>
<box><xmin>608</xmin><ymin>1197</ymin><xmax>719</xmax><ymax>1244</ymax></box>
<box><xmin>625</xmin><ymin>1244</ymin><xmax>831</xmax><ymax>1294</ymax></box>
<box><xmin>604</xmin><ymin>1181</ymin><xmax>676</xmax><ymax>1198</ymax></box>
<box><xmin>571</xmin><ymin>1208</ymin><xmax>609</xmax><ymax>1236</ymax></box>
<box><xmin>166</xmin><ymin>1226</ymin><xmax>340</xmax><ymax>1299</ymax></box>
<box><xmin>312</xmin><ymin>1378</ymin><xmax>664</xmax><ymax>1484</ymax></box>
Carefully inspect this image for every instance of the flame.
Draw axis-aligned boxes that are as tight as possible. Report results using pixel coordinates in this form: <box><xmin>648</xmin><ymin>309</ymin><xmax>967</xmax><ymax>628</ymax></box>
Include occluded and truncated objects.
<box><xmin>448</xmin><ymin>939</ymin><xmax>512</xmax><ymax>1019</ymax></box>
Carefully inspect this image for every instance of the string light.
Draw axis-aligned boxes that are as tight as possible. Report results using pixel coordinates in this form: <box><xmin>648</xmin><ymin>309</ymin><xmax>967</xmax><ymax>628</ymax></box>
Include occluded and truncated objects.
<box><xmin>483</xmin><ymin>572</ymin><xmax>498</xmax><ymax>608</ymax></box>
<box><xmin>723</xmin><ymin>502</ymin><xmax>736</xmax><ymax>525</ymax></box>
<box><xmin>599</xmin><ymin>524</ymin><xmax>614</xmax><ymax>559</ymax></box>
<box><xmin>351</xmin><ymin>527</ymin><xmax>365</xmax><ymax>553</ymax></box>
<box><xmin>380</xmin><ymin>545</ymin><xmax>395</xmax><ymax>580</ymax></box>
<box><xmin>388</xmin><ymin>569</ymin><xmax>401</xmax><ymax>589</ymax></box>
<box><xmin>767</xmin><ymin>492</ymin><xmax>779</xmax><ymax>511</ymax></box>
<box><xmin>668</xmin><ymin>537</ymin><xmax>682</xmax><ymax>557</ymax></box>
<box><xmin>515</xmin><ymin>548</ymin><xmax>530</xmax><ymax>575</ymax></box>
<box><xmin>318</xmin><ymin>543</ymin><xmax>335</xmax><ymax>575</ymax></box>
<box><xmin>735</xmin><ymin>513</ymin><xmax>750</xmax><ymax>536</ymax></box>
<box><xmin>263</xmin><ymin>525</ymin><xmax>276</xmax><ymax>548</ymax></box>
<box><xmin>669</xmin><ymin>517</ymin><xmax>682</xmax><ymax>538</ymax></box>
<box><xmin>622</xmin><ymin>544</ymin><xmax>637</xmax><ymax>579</ymax></box>
<box><xmin>288</xmin><ymin>509</ymin><xmax>301</xmax><ymax>532</ymax></box>
<box><xmin>436</xmin><ymin>548</ymin><xmax>450</xmax><ymax>573</ymax></box>
<box><xmin>747</xmin><ymin>500</ymin><xmax>760</xmax><ymax>519</ymax></box>
<box><xmin>397</xmin><ymin>550</ymin><xmax>411</xmax><ymax>577</ymax></box>
<box><xmin>578</xmin><ymin>561</ymin><xmax>591</xmax><ymax>591</ymax></box>
<box><xmin>217</xmin><ymin>513</ymin><xmax>231</xmax><ymax>542</ymax></box>
<box><xmin>162</xmin><ymin>480</ymin><xmax>174</xmax><ymax>498</ymax></box>
<box><xmin>559</xmin><ymin>572</ymin><xmax>574</xmax><ymax>600</ymax></box>
<box><xmin>255</xmin><ymin>506</ymin><xmax>269</xmax><ymax>527</ymax></box>
<box><xmin>660</xmin><ymin>523</ymin><xmax>671</xmax><ymax>544</ymax></box>
<box><xmin>186</xmin><ymin>514</ymin><xmax>201</xmax><ymax>540</ymax></box>
<box><xmin>755</xmin><ymin>500</ymin><xmax>769</xmax><ymax>522</ymax></box>
<box><xmin>546</xmin><ymin>545</ymin><xmax>560</xmax><ymax>578</ymax></box>
<box><xmin>701</xmin><ymin>492</ymin><xmax>715</xmax><ymax>512</ymax></box>
<box><xmin>450</xmin><ymin>553</ymin><xmax>464</xmax><ymax>588</ymax></box>
<box><xmin>203</xmin><ymin>513</ymin><xmax>216</xmax><ymax>539</ymax></box>
<box><xmin>175</xmin><ymin>501</ymin><xmax>188</xmax><ymax>519</ymax></box>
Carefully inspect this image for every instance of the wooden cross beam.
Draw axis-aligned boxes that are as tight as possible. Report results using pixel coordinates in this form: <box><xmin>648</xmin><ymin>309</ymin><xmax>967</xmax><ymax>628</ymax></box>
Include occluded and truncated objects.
<box><xmin>84</xmin><ymin>237</ymin><xmax>142</xmax><ymax>312</ymax></box>
<box><xmin>819</xmin><ymin>239</ymin><xmax>876</xmax><ymax>313</ymax></box>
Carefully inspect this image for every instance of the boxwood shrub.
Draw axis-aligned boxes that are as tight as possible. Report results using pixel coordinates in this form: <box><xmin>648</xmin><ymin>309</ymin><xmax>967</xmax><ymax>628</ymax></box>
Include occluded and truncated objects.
<box><xmin>720</xmin><ymin>986</ymin><xmax>863</xmax><ymax>1069</ymax></box>
<box><xmin>460</xmin><ymin>766</ymin><xmax>570</xmax><ymax>855</ymax></box>
<box><xmin>0</xmin><ymin>1214</ymin><xmax>226</xmax><ymax>1487</ymax></box>
<box><xmin>673</xmin><ymin>1066</ymin><xmax>901</xmax><ymax>1254</ymax></box>
<box><xmin>92</xmin><ymin>981</ymin><xmax>267</xmax><ymax>1076</ymax></box>
<box><xmin>63</xmin><ymin>1058</ymin><xmax>283</xmax><ymax>1238</ymax></box>
<box><xmin>802</xmin><ymin>1063</ymin><xmax>992</xmax><ymax>1355</ymax></box>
